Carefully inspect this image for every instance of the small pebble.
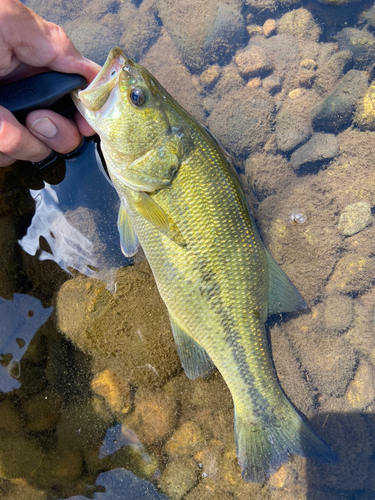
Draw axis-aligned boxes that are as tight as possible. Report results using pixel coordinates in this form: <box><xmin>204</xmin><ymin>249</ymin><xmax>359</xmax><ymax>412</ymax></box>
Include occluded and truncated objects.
<box><xmin>263</xmin><ymin>19</ymin><xmax>276</xmax><ymax>37</ymax></box>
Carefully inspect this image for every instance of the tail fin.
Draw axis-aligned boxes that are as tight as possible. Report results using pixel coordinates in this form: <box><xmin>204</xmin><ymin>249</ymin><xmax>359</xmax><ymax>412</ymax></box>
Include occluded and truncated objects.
<box><xmin>234</xmin><ymin>406</ymin><xmax>338</xmax><ymax>483</ymax></box>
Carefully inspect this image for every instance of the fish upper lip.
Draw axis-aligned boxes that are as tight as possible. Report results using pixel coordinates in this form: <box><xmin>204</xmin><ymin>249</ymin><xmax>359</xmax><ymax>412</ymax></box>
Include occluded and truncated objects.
<box><xmin>78</xmin><ymin>47</ymin><xmax>126</xmax><ymax>100</ymax></box>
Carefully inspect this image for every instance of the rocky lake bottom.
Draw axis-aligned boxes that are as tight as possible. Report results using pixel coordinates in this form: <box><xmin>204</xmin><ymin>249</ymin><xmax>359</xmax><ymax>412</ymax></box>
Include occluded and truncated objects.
<box><xmin>2</xmin><ymin>0</ymin><xmax>375</xmax><ymax>498</ymax></box>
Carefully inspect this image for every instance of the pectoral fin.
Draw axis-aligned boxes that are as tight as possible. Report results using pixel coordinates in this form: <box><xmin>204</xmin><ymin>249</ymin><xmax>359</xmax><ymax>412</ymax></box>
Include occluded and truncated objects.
<box><xmin>169</xmin><ymin>313</ymin><xmax>215</xmax><ymax>380</ymax></box>
<box><xmin>117</xmin><ymin>202</ymin><xmax>139</xmax><ymax>257</ymax></box>
<box><xmin>131</xmin><ymin>191</ymin><xmax>186</xmax><ymax>248</ymax></box>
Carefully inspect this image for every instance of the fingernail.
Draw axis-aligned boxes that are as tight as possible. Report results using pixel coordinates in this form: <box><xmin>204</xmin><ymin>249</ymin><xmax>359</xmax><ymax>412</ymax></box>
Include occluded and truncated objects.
<box><xmin>30</xmin><ymin>117</ymin><xmax>58</xmax><ymax>138</ymax></box>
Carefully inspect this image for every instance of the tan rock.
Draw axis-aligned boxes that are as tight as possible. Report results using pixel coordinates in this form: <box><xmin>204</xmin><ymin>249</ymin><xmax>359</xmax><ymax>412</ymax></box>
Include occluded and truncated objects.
<box><xmin>269</xmin><ymin>463</ymin><xmax>298</xmax><ymax>489</ymax></box>
<box><xmin>124</xmin><ymin>388</ymin><xmax>177</xmax><ymax>445</ymax></box>
<box><xmin>323</xmin><ymin>294</ymin><xmax>354</xmax><ymax>333</ymax></box>
<box><xmin>338</xmin><ymin>202</ymin><xmax>372</xmax><ymax>236</ymax></box>
<box><xmin>300</xmin><ymin>58</ymin><xmax>317</xmax><ymax>70</ymax></box>
<box><xmin>159</xmin><ymin>456</ymin><xmax>199</xmax><ymax>500</ymax></box>
<box><xmin>164</xmin><ymin>421</ymin><xmax>206</xmax><ymax>456</ymax></box>
<box><xmin>235</xmin><ymin>45</ymin><xmax>273</xmax><ymax>78</ymax></box>
<box><xmin>326</xmin><ymin>253</ymin><xmax>375</xmax><ymax>295</ymax></box>
<box><xmin>199</xmin><ymin>65</ymin><xmax>221</xmax><ymax>89</ymax></box>
<box><xmin>346</xmin><ymin>360</ymin><xmax>375</xmax><ymax>410</ymax></box>
<box><xmin>91</xmin><ymin>369</ymin><xmax>130</xmax><ymax>414</ymax></box>
<box><xmin>263</xmin><ymin>18</ymin><xmax>276</xmax><ymax>37</ymax></box>
<box><xmin>278</xmin><ymin>8</ymin><xmax>321</xmax><ymax>41</ymax></box>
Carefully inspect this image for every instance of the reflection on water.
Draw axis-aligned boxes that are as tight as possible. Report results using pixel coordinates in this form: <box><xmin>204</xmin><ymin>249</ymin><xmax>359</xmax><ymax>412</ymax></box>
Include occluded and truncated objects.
<box><xmin>0</xmin><ymin>294</ymin><xmax>52</xmax><ymax>391</ymax></box>
<box><xmin>1</xmin><ymin>0</ymin><xmax>375</xmax><ymax>498</ymax></box>
<box><xmin>19</xmin><ymin>140</ymin><xmax>128</xmax><ymax>291</ymax></box>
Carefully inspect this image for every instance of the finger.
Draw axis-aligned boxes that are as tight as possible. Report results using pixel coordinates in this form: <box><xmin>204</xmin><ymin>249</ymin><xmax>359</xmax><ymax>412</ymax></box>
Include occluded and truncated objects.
<box><xmin>73</xmin><ymin>110</ymin><xmax>96</xmax><ymax>137</ymax></box>
<box><xmin>0</xmin><ymin>105</ymin><xmax>51</xmax><ymax>162</ymax></box>
<box><xmin>26</xmin><ymin>109</ymin><xmax>83</xmax><ymax>155</ymax></box>
<box><xmin>0</xmin><ymin>151</ymin><xmax>15</xmax><ymax>167</ymax></box>
<box><xmin>1</xmin><ymin>0</ymin><xmax>100</xmax><ymax>82</ymax></box>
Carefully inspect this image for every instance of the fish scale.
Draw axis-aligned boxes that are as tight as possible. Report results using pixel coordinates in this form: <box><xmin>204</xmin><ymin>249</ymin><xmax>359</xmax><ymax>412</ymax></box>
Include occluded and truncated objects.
<box><xmin>72</xmin><ymin>47</ymin><xmax>338</xmax><ymax>482</ymax></box>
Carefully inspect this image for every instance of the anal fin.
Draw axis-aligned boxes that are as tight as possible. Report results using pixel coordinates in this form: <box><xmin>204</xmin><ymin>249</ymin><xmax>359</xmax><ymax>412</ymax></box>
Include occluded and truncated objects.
<box><xmin>265</xmin><ymin>250</ymin><xmax>307</xmax><ymax>315</ymax></box>
<box><xmin>168</xmin><ymin>313</ymin><xmax>215</xmax><ymax>380</ymax></box>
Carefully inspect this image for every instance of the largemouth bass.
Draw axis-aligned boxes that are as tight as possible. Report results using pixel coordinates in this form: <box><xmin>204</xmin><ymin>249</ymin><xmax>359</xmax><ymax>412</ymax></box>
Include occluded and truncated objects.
<box><xmin>72</xmin><ymin>48</ymin><xmax>337</xmax><ymax>482</ymax></box>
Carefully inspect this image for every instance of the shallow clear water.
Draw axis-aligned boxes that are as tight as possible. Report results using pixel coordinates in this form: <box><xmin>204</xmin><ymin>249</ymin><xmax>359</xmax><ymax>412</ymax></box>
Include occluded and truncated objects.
<box><xmin>2</xmin><ymin>0</ymin><xmax>375</xmax><ymax>498</ymax></box>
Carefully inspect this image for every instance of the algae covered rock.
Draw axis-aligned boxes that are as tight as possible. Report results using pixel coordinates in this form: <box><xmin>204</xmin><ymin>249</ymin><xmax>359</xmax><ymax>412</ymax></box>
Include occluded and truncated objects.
<box><xmin>119</xmin><ymin>1</ymin><xmax>160</xmax><ymax>61</ymax></box>
<box><xmin>123</xmin><ymin>388</ymin><xmax>178</xmax><ymax>445</ymax></box>
<box><xmin>278</xmin><ymin>8</ymin><xmax>321</xmax><ymax>41</ymax></box>
<box><xmin>290</xmin><ymin>133</ymin><xmax>339</xmax><ymax>172</ymax></box>
<box><xmin>207</xmin><ymin>87</ymin><xmax>274</xmax><ymax>157</ymax></box>
<box><xmin>326</xmin><ymin>252</ymin><xmax>375</xmax><ymax>295</ymax></box>
<box><xmin>140</xmin><ymin>31</ymin><xmax>205</xmax><ymax>123</ymax></box>
<box><xmin>311</xmin><ymin>70</ymin><xmax>368</xmax><ymax>132</ymax></box>
<box><xmin>245</xmin><ymin>153</ymin><xmax>293</xmax><ymax>201</ymax></box>
<box><xmin>275</xmin><ymin>89</ymin><xmax>321</xmax><ymax>152</ymax></box>
<box><xmin>56</xmin><ymin>260</ymin><xmax>181</xmax><ymax>387</ymax></box>
<box><xmin>158</xmin><ymin>0</ymin><xmax>246</xmax><ymax>71</ymax></box>
<box><xmin>235</xmin><ymin>43</ymin><xmax>273</xmax><ymax>78</ymax></box>
<box><xmin>346</xmin><ymin>360</ymin><xmax>375</xmax><ymax>410</ymax></box>
<box><xmin>67</xmin><ymin>23</ymin><xmax>117</xmax><ymax>66</ymax></box>
<box><xmin>338</xmin><ymin>202</ymin><xmax>372</xmax><ymax>236</ymax></box>
<box><xmin>354</xmin><ymin>82</ymin><xmax>375</xmax><ymax>130</ymax></box>
<box><xmin>336</xmin><ymin>28</ymin><xmax>375</xmax><ymax>70</ymax></box>
<box><xmin>159</xmin><ymin>456</ymin><xmax>200</xmax><ymax>500</ymax></box>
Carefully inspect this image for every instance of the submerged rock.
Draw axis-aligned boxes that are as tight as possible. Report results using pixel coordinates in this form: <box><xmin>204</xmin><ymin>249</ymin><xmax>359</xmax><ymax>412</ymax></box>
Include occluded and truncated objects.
<box><xmin>56</xmin><ymin>260</ymin><xmax>181</xmax><ymax>388</ymax></box>
<box><xmin>67</xmin><ymin>23</ymin><xmax>117</xmax><ymax>66</ymax></box>
<box><xmin>338</xmin><ymin>202</ymin><xmax>372</xmax><ymax>236</ymax></box>
<box><xmin>346</xmin><ymin>360</ymin><xmax>375</xmax><ymax>410</ymax></box>
<box><xmin>290</xmin><ymin>133</ymin><xmax>339</xmax><ymax>172</ymax></box>
<box><xmin>123</xmin><ymin>388</ymin><xmax>177</xmax><ymax>445</ymax></box>
<box><xmin>207</xmin><ymin>87</ymin><xmax>274</xmax><ymax>157</ymax></box>
<box><xmin>158</xmin><ymin>0</ymin><xmax>246</xmax><ymax>71</ymax></box>
<box><xmin>336</xmin><ymin>28</ymin><xmax>375</xmax><ymax>70</ymax></box>
<box><xmin>235</xmin><ymin>43</ymin><xmax>273</xmax><ymax>78</ymax></box>
<box><xmin>354</xmin><ymin>82</ymin><xmax>375</xmax><ymax>130</ymax></box>
<box><xmin>159</xmin><ymin>456</ymin><xmax>200</xmax><ymax>500</ymax></box>
<box><xmin>275</xmin><ymin>90</ymin><xmax>321</xmax><ymax>152</ymax></box>
<box><xmin>311</xmin><ymin>70</ymin><xmax>368</xmax><ymax>133</ymax></box>
<box><xmin>326</xmin><ymin>252</ymin><xmax>375</xmax><ymax>295</ymax></box>
<box><xmin>278</xmin><ymin>8</ymin><xmax>321</xmax><ymax>41</ymax></box>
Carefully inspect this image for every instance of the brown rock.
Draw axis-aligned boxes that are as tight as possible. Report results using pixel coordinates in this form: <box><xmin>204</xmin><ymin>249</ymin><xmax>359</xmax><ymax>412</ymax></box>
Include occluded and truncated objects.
<box><xmin>0</xmin><ymin>400</ymin><xmax>23</xmax><ymax>433</ymax></box>
<box><xmin>235</xmin><ymin>44</ymin><xmax>273</xmax><ymax>78</ymax></box>
<box><xmin>159</xmin><ymin>456</ymin><xmax>200</xmax><ymax>500</ymax></box>
<box><xmin>91</xmin><ymin>369</ymin><xmax>130</xmax><ymax>414</ymax></box>
<box><xmin>323</xmin><ymin>294</ymin><xmax>354</xmax><ymax>333</ymax></box>
<box><xmin>346</xmin><ymin>360</ymin><xmax>375</xmax><ymax>410</ymax></box>
<box><xmin>23</xmin><ymin>389</ymin><xmax>63</xmax><ymax>432</ymax></box>
<box><xmin>326</xmin><ymin>253</ymin><xmax>375</xmax><ymax>295</ymax></box>
<box><xmin>124</xmin><ymin>388</ymin><xmax>177</xmax><ymax>445</ymax></box>
<box><xmin>164</xmin><ymin>421</ymin><xmax>206</xmax><ymax>456</ymax></box>
<box><xmin>278</xmin><ymin>8</ymin><xmax>321</xmax><ymax>41</ymax></box>
<box><xmin>56</xmin><ymin>260</ymin><xmax>181</xmax><ymax>387</ymax></box>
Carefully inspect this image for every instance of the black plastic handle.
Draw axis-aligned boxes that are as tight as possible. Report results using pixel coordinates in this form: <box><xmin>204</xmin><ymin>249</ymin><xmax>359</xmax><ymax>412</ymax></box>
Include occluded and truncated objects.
<box><xmin>0</xmin><ymin>72</ymin><xmax>87</xmax><ymax>124</ymax></box>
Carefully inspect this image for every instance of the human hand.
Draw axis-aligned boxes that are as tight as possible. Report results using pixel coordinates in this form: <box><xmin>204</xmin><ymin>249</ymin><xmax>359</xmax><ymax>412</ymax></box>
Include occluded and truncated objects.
<box><xmin>0</xmin><ymin>0</ymin><xmax>101</xmax><ymax>167</ymax></box>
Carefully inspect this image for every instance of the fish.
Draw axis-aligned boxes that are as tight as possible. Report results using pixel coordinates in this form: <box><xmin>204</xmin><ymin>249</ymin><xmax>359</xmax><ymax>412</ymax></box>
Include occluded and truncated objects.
<box><xmin>72</xmin><ymin>48</ymin><xmax>338</xmax><ymax>482</ymax></box>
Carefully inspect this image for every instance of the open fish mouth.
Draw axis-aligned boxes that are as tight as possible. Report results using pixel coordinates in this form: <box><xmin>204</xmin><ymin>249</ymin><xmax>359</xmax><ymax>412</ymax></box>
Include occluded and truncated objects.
<box><xmin>73</xmin><ymin>47</ymin><xmax>126</xmax><ymax>112</ymax></box>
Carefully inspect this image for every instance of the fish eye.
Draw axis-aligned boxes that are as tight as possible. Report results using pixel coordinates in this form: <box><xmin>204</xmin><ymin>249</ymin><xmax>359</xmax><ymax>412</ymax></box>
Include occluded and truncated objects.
<box><xmin>130</xmin><ymin>87</ymin><xmax>145</xmax><ymax>106</ymax></box>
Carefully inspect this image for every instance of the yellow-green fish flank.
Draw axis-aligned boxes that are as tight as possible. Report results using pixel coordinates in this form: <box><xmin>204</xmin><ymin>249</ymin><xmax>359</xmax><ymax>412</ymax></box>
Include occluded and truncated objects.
<box><xmin>72</xmin><ymin>48</ymin><xmax>338</xmax><ymax>482</ymax></box>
